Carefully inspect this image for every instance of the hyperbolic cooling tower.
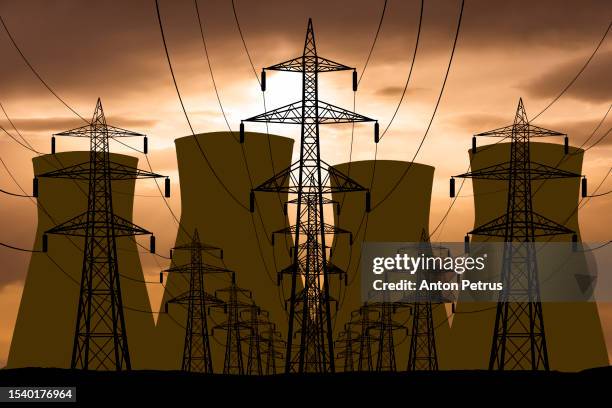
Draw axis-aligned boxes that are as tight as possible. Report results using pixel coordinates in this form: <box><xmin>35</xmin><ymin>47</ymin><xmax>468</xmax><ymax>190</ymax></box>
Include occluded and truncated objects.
<box><xmin>7</xmin><ymin>152</ymin><xmax>156</xmax><ymax>369</ymax></box>
<box><xmin>154</xmin><ymin>132</ymin><xmax>294</xmax><ymax>371</ymax></box>
<box><xmin>448</xmin><ymin>142</ymin><xmax>608</xmax><ymax>371</ymax></box>
<box><xmin>329</xmin><ymin>160</ymin><xmax>453</xmax><ymax>370</ymax></box>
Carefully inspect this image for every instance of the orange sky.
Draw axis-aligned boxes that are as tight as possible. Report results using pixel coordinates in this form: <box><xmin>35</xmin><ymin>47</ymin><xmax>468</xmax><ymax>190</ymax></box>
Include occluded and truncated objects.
<box><xmin>0</xmin><ymin>0</ymin><xmax>611</xmax><ymax>366</ymax></box>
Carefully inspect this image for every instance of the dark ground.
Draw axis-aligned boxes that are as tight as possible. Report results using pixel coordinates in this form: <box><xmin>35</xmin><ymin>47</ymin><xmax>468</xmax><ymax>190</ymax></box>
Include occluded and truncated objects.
<box><xmin>0</xmin><ymin>367</ymin><xmax>610</xmax><ymax>404</ymax></box>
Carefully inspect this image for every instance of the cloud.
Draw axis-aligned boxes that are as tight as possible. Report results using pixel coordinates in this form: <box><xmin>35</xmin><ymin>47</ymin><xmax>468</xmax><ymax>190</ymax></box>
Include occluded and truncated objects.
<box><xmin>375</xmin><ymin>86</ymin><xmax>428</xmax><ymax>98</ymax></box>
<box><xmin>8</xmin><ymin>116</ymin><xmax>158</xmax><ymax>134</ymax></box>
<box><xmin>522</xmin><ymin>50</ymin><xmax>612</xmax><ymax>104</ymax></box>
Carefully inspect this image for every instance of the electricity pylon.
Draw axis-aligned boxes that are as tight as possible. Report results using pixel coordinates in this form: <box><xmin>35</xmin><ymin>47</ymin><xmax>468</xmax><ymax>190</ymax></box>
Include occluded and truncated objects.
<box><xmin>335</xmin><ymin>323</ymin><xmax>358</xmax><ymax>372</ymax></box>
<box><xmin>38</xmin><ymin>99</ymin><xmax>168</xmax><ymax>370</ymax></box>
<box><xmin>212</xmin><ymin>273</ymin><xmax>254</xmax><ymax>375</ymax></box>
<box><xmin>452</xmin><ymin>98</ymin><xmax>583</xmax><ymax>370</ymax></box>
<box><xmin>407</xmin><ymin>230</ymin><xmax>439</xmax><ymax>371</ymax></box>
<box><xmin>163</xmin><ymin>229</ymin><xmax>228</xmax><ymax>373</ymax></box>
<box><xmin>242</xmin><ymin>18</ymin><xmax>377</xmax><ymax>374</ymax></box>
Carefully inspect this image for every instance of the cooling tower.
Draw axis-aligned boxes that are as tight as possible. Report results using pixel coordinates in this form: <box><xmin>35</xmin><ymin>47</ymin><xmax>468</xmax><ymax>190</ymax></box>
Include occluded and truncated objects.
<box><xmin>448</xmin><ymin>142</ymin><xmax>608</xmax><ymax>371</ymax></box>
<box><xmin>7</xmin><ymin>152</ymin><xmax>156</xmax><ymax>369</ymax></box>
<box><xmin>329</xmin><ymin>160</ymin><xmax>453</xmax><ymax>370</ymax></box>
<box><xmin>154</xmin><ymin>132</ymin><xmax>294</xmax><ymax>371</ymax></box>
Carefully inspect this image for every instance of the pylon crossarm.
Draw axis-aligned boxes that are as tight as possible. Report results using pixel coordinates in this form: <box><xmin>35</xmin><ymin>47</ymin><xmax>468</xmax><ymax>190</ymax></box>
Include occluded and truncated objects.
<box><xmin>455</xmin><ymin>162</ymin><xmax>512</xmax><ymax>180</ymax></box>
<box><xmin>324</xmin><ymin>162</ymin><xmax>368</xmax><ymax>192</ymax></box>
<box><xmin>528</xmin><ymin>162</ymin><xmax>582</xmax><ymax>179</ymax></box>
<box><xmin>45</xmin><ymin>212</ymin><xmax>151</xmax><ymax>237</ymax></box>
<box><xmin>253</xmin><ymin>162</ymin><xmax>300</xmax><ymax>193</ymax></box>
<box><xmin>266</xmin><ymin>55</ymin><xmax>353</xmax><ymax>73</ymax></box>
<box><xmin>164</xmin><ymin>263</ymin><xmax>232</xmax><ymax>274</ymax></box>
<box><xmin>167</xmin><ymin>291</ymin><xmax>223</xmax><ymax>306</ymax></box>
<box><xmin>245</xmin><ymin>101</ymin><xmax>303</xmax><ymax>124</ymax></box>
<box><xmin>317</xmin><ymin>101</ymin><xmax>375</xmax><ymax>124</ymax></box>
<box><xmin>475</xmin><ymin>123</ymin><xmax>565</xmax><ymax>138</ymax></box>
<box><xmin>55</xmin><ymin>123</ymin><xmax>144</xmax><ymax>139</ymax></box>
<box><xmin>325</xmin><ymin>262</ymin><xmax>346</xmax><ymax>277</ymax></box>
<box><xmin>38</xmin><ymin>161</ymin><xmax>165</xmax><ymax>180</ymax></box>
<box><xmin>469</xmin><ymin>212</ymin><xmax>574</xmax><ymax>238</ymax></box>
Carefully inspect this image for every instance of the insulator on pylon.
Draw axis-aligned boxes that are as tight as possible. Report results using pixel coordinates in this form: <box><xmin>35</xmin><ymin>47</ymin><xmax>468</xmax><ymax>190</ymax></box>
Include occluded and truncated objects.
<box><xmin>572</xmin><ymin>233</ymin><xmax>578</xmax><ymax>252</ymax></box>
<box><xmin>329</xmin><ymin>248</ymin><xmax>333</xmax><ymax>258</ymax></box>
<box><xmin>32</xmin><ymin>177</ymin><xmax>39</xmax><ymax>198</ymax></box>
<box><xmin>42</xmin><ymin>234</ymin><xmax>48</xmax><ymax>253</ymax></box>
<box><xmin>472</xmin><ymin>136</ymin><xmax>477</xmax><ymax>154</ymax></box>
<box><xmin>352</xmin><ymin>70</ymin><xmax>358</xmax><ymax>92</ymax></box>
<box><xmin>271</xmin><ymin>234</ymin><xmax>275</xmax><ymax>246</ymax></box>
<box><xmin>349</xmin><ymin>233</ymin><xmax>354</xmax><ymax>246</ymax></box>
<box><xmin>344</xmin><ymin>273</ymin><xmax>348</xmax><ymax>285</ymax></box>
<box><xmin>143</xmin><ymin>136</ymin><xmax>148</xmax><ymax>154</ymax></box>
<box><xmin>170</xmin><ymin>249</ymin><xmax>173</xmax><ymax>259</ymax></box>
<box><xmin>51</xmin><ymin>136</ymin><xmax>56</xmax><ymax>154</ymax></box>
<box><xmin>261</xmin><ymin>70</ymin><xmax>266</xmax><ymax>92</ymax></box>
<box><xmin>164</xmin><ymin>303</ymin><xmax>168</xmax><ymax>314</ymax></box>
<box><xmin>164</xmin><ymin>177</ymin><xmax>171</xmax><ymax>198</ymax></box>
<box><xmin>450</xmin><ymin>177</ymin><xmax>456</xmax><ymax>198</ymax></box>
<box><xmin>582</xmin><ymin>177</ymin><xmax>587</xmax><ymax>197</ymax></box>
<box><xmin>336</xmin><ymin>203</ymin><xmax>341</xmax><ymax>215</ymax></box>
<box><xmin>365</xmin><ymin>191</ymin><xmax>371</xmax><ymax>213</ymax></box>
<box><xmin>374</xmin><ymin>122</ymin><xmax>380</xmax><ymax>144</ymax></box>
<box><xmin>219</xmin><ymin>249</ymin><xmax>223</xmax><ymax>259</ymax></box>
<box><xmin>159</xmin><ymin>272</ymin><xmax>164</xmax><ymax>284</ymax></box>
<box><xmin>277</xmin><ymin>274</ymin><xmax>282</xmax><ymax>286</ymax></box>
<box><xmin>249</xmin><ymin>191</ymin><xmax>255</xmax><ymax>212</ymax></box>
<box><xmin>464</xmin><ymin>235</ymin><xmax>470</xmax><ymax>254</ymax></box>
<box><xmin>564</xmin><ymin>136</ymin><xmax>569</xmax><ymax>155</ymax></box>
<box><xmin>283</xmin><ymin>202</ymin><xmax>288</xmax><ymax>215</ymax></box>
<box><xmin>150</xmin><ymin>235</ymin><xmax>156</xmax><ymax>254</ymax></box>
<box><xmin>240</xmin><ymin>122</ymin><xmax>245</xmax><ymax>144</ymax></box>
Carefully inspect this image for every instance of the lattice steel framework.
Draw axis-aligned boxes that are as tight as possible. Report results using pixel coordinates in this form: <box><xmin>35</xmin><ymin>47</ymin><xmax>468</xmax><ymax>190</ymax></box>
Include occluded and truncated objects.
<box><xmin>406</xmin><ymin>231</ymin><xmax>439</xmax><ymax>371</ymax></box>
<box><xmin>244</xmin><ymin>19</ymin><xmax>377</xmax><ymax>373</ymax></box>
<box><xmin>164</xmin><ymin>229</ymin><xmax>227</xmax><ymax>373</ymax></box>
<box><xmin>212</xmin><ymin>273</ymin><xmax>254</xmax><ymax>375</ymax></box>
<box><xmin>39</xmin><ymin>99</ymin><xmax>167</xmax><ymax>370</ymax></box>
<box><xmin>453</xmin><ymin>98</ymin><xmax>582</xmax><ymax>370</ymax></box>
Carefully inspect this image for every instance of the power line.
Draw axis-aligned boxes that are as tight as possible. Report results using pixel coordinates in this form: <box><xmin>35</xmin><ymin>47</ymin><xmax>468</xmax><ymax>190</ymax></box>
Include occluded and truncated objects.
<box><xmin>0</xmin><ymin>15</ymin><xmax>88</xmax><ymax>123</ymax></box>
<box><xmin>0</xmin><ymin>241</ymin><xmax>43</xmax><ymax>252</ymax></box>
<box><xmin>378</xmin><ymin>0</ymin><xmax>423</xmax><ymax>140</ymax></box>
<box><xmin>531</xmin><ymin>21</ymin><xmax>612</xmax><ymax>121</ymax></box>
<box><xmin>372</xmin><ymin>0</ymin><xmax>465</xmax><ymax>210</ymax></box>
<box><xmin>154</xmin><ymin>0</ymin><xmax>248</xmax><ymax>212</ymax></box>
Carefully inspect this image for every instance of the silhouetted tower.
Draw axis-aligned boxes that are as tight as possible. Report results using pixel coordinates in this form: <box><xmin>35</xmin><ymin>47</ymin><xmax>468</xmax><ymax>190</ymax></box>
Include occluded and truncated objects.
<box><xmin>243</xmin><ymin>18</ymin><xmax>377</xmax><ymax>374</ymax></box>
<box><xmin>163</xmin><ymin>229</ymin><xmax>226</xmax><ymax>373</ymax></box>
<box><xmin>371</xmin><ymin>302</ymin><xmax>409</xmax><ymax>372</ymax></box>
<box><xmin>452</xmin><ymin>98</ymin><xmax>583</xmax><ymax>370</ymax></box>
<box><xmin>212</xmin><ymin>273</ymin><xmax>254</xmax><ymax>375</ymax></box>
<box><xmin>407</xmin><ymin>230</ymin><xmax>439</xmax><ymax>371</ymax></box>
<box><xmin>243</xmin><ymin>306</ymin><xmax>265</xmax><ymax>375</ymax></box>
<box><xmin>335</xmin><ymin>323</ymin><xmax>358</xmax><ymax>372</ymax></box>
<box><xmin>260</xmin><ymin>325</ymin><xmax>285</xmax><ymax>375</ymax></box>
<box><xmin>37</xmin><ymin>99</ymin><xmax>167</xmax><ymax>370</ymax></box>
<box><xmin>355</xmin><ymin>305</ymin><xmax>376</xmax><ymax>372</ymax></box>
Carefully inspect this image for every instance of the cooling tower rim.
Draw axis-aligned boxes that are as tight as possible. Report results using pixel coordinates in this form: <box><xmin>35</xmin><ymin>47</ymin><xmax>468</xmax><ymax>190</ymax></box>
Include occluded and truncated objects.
<box><xmin>175</xmin><ymin>131</ymin><xmax>294</xmax><ymax>146</ymax></box>
<box><xmin>33</xmin><ymin>151</ymin><xmax>138</xmax><ymax>165</ymax></box>
<box><xmin>469</xmin><ymin>140</ymin><xmax>584</xmax><ymax>155</ymax></box>
<box><xmin>332</xmin><ymin>159</ymin><xmax>434</xmax><ymax>171</ymax></box>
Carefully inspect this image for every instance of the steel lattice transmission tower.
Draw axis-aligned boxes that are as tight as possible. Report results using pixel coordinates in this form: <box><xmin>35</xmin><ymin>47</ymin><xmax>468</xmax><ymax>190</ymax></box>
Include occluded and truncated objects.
<box><xmin>212</xmin><ymin>273</ymin><xmax>254</xmax><ymax>375</ymax></box>
<box><xmin>407</xmin><ymin>230</ymin><xmax>440</xmax><ymax>371</ymax></box>
<box><xmin>242</xmin><ymin>18</ymin><xmax>377</xmax><ymax>374</ymax></box>
<box><xmin>163</xmin><ymin>229</ymin><xmax>227</xmax><ymax>373</ymax></box>
<box><xmin>38</xmin><ymin>99</ymin><xmax>168</xmax><ymax>370</ymax></box>
<box><xmin>452</xmin><ymin>98</ymin><xmax>584</xmax><ymax>370</ymax></box>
